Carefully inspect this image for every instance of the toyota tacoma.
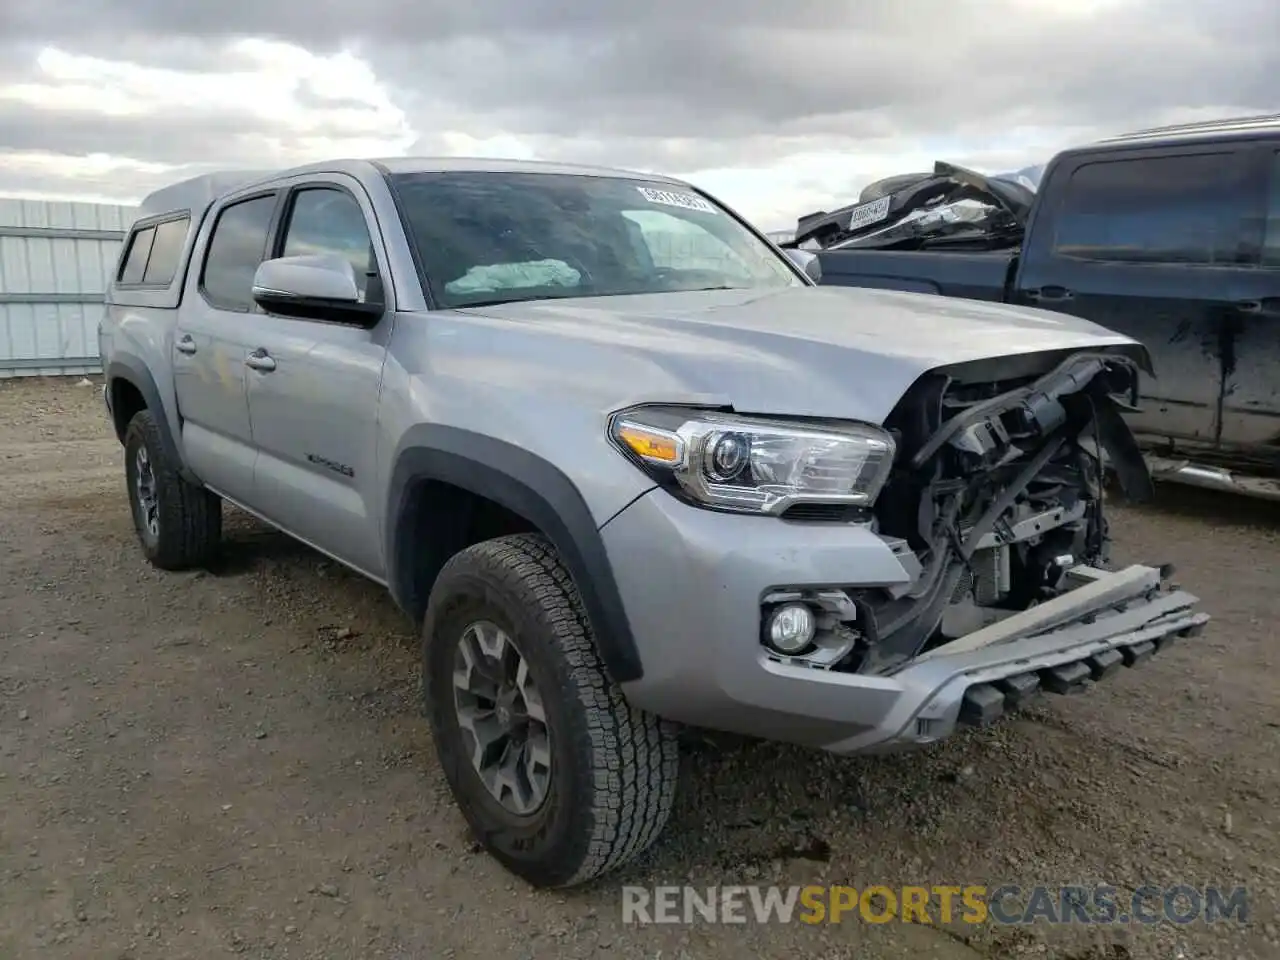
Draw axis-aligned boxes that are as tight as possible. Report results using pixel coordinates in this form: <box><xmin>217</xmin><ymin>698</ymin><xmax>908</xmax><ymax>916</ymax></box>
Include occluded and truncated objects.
<box><xmin>99</xmin><ymin>157</ymin><xmax>1209</xmax><ymax>889</ymax></box>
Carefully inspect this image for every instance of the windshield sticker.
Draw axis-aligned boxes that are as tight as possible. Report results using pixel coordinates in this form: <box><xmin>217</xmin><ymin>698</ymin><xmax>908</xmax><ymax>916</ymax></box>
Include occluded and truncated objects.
<box><xmin>636</xmin><ymin>186</ymin><xmax>715</xmax><ymax>214</ymax></box>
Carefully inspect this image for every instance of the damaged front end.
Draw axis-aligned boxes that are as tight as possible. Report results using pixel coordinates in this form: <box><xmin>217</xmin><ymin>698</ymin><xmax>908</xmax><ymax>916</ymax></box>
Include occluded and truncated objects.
<box><xmin>761</xmin><ymin>348</ymin><xmax>1208</xmax><ymax>747</ymax></box>
<box><xmin>787</xmin><ymin>161</ymin><xmax>1034</xmax><ymax>253</ymax></box>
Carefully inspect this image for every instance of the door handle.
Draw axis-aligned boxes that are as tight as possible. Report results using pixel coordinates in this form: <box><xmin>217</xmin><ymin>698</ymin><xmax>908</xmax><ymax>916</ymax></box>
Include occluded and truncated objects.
<box><xmin>1026</xmin><ymin>286</ymin><xmax>1074</xmax><ymax>303</ymax></box>
<box><xmin>245</xmin><ymin>349</ymin><xmax>277</xmax><ymax>373</ymax></box>
<box><xmin>1234</xmin><ymin>298</ymin><xmax>1280</xmax><ymax>316</ymax></box>
<box><xmin>175</xmin><ymin>335</ymin><xmax>197</xmax><ymax>355</ymax></box>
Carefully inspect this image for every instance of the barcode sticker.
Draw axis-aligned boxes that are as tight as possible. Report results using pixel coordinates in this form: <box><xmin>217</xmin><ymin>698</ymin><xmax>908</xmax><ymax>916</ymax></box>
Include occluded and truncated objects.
<box><xmin>636</xmin><ymin>186</ymin><xmax>715</xmax><ymax>213</ymax></box>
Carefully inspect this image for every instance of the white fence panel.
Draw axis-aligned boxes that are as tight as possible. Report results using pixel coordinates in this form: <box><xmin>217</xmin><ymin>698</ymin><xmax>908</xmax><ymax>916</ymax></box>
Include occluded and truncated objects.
<box><xmin>0</xmin><ymin>198</ymin><xmax>137</xmax><ymax>377</ymax></box>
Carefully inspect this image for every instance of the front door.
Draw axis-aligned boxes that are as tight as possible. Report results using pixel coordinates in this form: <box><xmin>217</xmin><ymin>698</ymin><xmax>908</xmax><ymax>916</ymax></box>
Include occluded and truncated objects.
<box><xmin>1014</xmin><ymin>145</ymin><xmax>1258</xmax><ymax>450</ymax></box>
<box><xmin>172</xmin><ymin>191</ymin><xmax>281</xmax><ymax>502</ymax></box>
<box><xmin>243</xmin><ymin>180</ymin><xmax>393</xmax><ymax>579</ymax></box>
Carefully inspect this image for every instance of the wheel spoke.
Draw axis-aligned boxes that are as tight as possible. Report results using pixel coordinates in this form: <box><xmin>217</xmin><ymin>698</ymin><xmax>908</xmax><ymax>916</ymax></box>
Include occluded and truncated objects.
<box><xmin>524</xmin><ymin>727</ymin><xmax>551</xmax><ymax>780</ymax></box>
<box><xmin>488</xmin><ymin>761</ymin><xmax>527</xmax><ymax>814</ymax></box>
<box><xmin>494</xmin><ymin>738</ymin><xmax>542</xmax><ymax>816</ymax></box>
<box><xmin>473</xmin><ymin>621</ymin><xmax>507</xmax><ymax>661</ymax></box>
<box><xmin>134</xmin><ymin>447</ymin><xmax>160</xmax><ymax>537</ymax></box>
<box><xmin>452</xmin><ymin>619</ymin><xmax>552</xmax><ymax>816</ymax></box>
<box><xmin>515</xmin><ymin>658</ymin><xmax>547</xmax><ymax>724</ymax></box>
<box><xmin>456</xmin><ymin>704</ymin><xmax>507</xmax><ymax>771</ymax></box>
<box><xmin>453</xmin><ymin>632</ymin><xmax>500</xmax><ymax>701</ymax></box>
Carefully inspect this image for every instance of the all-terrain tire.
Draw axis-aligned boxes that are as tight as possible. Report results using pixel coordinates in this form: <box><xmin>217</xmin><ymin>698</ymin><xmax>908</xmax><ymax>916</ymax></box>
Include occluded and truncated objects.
<box><xmin>123</xmin><ymin>408</ymin><xmax>222</xmax><ymax>570</ymax></box>
<box><xmin>423</xmin><ymin>533</ymin><xmax>679</xmax><ymax>888</ymax></box>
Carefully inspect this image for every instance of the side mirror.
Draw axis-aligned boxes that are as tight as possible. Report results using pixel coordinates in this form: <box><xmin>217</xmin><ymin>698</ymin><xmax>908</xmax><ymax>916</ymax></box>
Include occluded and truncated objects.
<box><xmin>783</xmin><ymin>248</ymin><xmax>822</xmax><ymax>283</ymax></box>
<box><xmin>252</xmin><ymin>254</ymin><xmax>384</xmax><ymax>327</ymax></box>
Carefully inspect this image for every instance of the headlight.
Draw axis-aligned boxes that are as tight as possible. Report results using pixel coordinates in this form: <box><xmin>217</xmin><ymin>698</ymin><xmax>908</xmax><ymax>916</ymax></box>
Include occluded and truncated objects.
<box><xmin>608</xmin><ymin>405</ymin><xmax>896</xmax><ymax>515</ymax></box>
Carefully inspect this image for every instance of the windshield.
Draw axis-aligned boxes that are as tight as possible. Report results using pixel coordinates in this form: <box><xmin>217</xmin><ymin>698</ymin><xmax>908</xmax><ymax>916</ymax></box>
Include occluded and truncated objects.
<box><xmin>388</xmin><ymin>171</ymin><xmax>802</xmax><ymax>308</ymax></box>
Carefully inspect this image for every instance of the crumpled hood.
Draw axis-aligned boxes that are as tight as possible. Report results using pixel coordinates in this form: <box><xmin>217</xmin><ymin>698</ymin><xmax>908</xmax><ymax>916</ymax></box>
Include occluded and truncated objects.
<box><xmin>457</xmin><ymin>285</ymin><xmax>1146</xmax><ymax>424</ymax></box>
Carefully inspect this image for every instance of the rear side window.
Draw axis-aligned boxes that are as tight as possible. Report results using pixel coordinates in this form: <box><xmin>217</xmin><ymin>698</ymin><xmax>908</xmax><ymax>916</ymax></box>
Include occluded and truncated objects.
<box><xmin>142</xmin><ymin>216</ymin><xmax>190</xmax><ymax>285</ymax></box>
<box><xmin>116</xmin><ymin>215</ymin><xmax>191</xmax><ymax>286</ymax></box>
<box><xmin>200</xmin><ymin>194</ymin><xmax>278</xmax><ymax>311</ymax></box>
<box><xmin>1264</xmin><ymin>150</ymin><xmax>1280</xmax><ymax>268</ymax></box>
<box><xmin>118</xmin><ymin>226</ymin><xmax>155</xmax><ymax>284</ymax></box>
<box><xmin>1052</xmin><ymin>152</ymin><xmax>1251</xmax><ymax>265</ymax></box>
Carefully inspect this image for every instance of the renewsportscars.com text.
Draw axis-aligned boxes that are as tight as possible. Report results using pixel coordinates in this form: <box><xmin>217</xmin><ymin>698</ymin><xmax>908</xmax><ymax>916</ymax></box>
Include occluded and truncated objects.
<box><xmin>621</xmin><ymin>884</ymin><xmax>1249</xmax><ymax>926</ymax></box>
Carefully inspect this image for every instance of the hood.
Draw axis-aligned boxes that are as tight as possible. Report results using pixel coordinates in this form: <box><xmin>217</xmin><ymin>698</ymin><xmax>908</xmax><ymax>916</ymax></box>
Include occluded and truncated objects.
<box><xmin>934</xmin><ymin>162</ymin><xmax>1035</xmax><ymax>224</ymax></box>
<box><xmin>456</xmin><ymin>286</ymin><xmax>1146</xmax><ymax>424</ymax></box>
<box><xmin>791</xmin><ymin>162</ymin><xmax>1034</xmax><ymax>251</ymax></box>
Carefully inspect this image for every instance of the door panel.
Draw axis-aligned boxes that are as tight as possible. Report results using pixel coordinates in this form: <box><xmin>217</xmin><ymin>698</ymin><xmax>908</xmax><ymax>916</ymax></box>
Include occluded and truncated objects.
<box><xmin>246</xmin><ymin>321</ymin><xmax>388</xmax><ymax>576</ymax></box>
<box><xmin>170</xmin><ymin>317</ymin><xmax>254</xmax><ymax>495</ymax></box>
<box><xmin>1017</xmin><ymin>147</ymin><xmax>1258</xmax><ymax>449</ymax></box>
<box><xmin>173</xmin><ymin>192</ymin><xmax>281</xmax><ymax>499</ymax></box>
<box><xmin>1018</xmin><ymin>264</ymin><xmax>1240</xmax><ymax>444</ymax></box>
<box><xmin>1218</xmin><ymin>148</ymin><xmax>1280</xmax><ymax>455</ymax></box>
<box><xmin>244</xmin><ymin>182</ymin><xmax>391</xmax><ymax>578</ymax></box>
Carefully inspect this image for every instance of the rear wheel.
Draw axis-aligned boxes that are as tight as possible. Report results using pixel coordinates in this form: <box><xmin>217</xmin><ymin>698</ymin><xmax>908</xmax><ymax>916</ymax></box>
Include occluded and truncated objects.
<box><xmin>123</xmin><ymin>409</ymin><xmax>221</xmax><ymax>570</ymax></box>
<box><xmin>423</xmin><ymin>533</ymin><xmax>679</xmax><ymax>888</ymax></box>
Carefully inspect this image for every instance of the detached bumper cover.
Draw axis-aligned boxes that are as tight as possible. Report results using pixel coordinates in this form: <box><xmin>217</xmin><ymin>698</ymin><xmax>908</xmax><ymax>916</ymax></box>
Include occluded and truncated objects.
<box><xmin>821</xmin><ymin>566</ymin><xmax>1206</xmax><ymax>754</ymax></box>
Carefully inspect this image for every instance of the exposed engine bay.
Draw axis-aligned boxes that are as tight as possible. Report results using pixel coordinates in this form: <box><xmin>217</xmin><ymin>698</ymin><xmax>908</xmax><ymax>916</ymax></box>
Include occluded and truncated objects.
<box><xmin>764</xmin><ymin>349</ymin><xmax>1155</xmax><ymax>676</ymax></box>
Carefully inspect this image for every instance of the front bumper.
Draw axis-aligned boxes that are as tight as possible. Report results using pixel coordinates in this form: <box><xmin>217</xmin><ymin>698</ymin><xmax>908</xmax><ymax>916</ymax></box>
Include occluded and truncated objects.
<box><xmin>603</xmin><ymin>489</ymin><xmax>1207</xmax><ymax>755</ymax></box>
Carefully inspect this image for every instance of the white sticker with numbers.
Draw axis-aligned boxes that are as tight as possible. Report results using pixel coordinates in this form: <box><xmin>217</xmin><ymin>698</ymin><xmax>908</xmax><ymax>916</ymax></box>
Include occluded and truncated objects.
<box><xmin>636</xmin><ymin>186</ymin><xmax>716</xmax><ymax>213</ymax></box>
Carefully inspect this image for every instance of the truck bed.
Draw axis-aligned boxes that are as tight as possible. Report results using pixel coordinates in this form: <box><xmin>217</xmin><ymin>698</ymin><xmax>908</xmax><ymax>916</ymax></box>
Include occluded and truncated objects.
<box><xmin>815</xmin><ymin>248</ymin><xmax>1018</xmax><ymax>303</ymax></box>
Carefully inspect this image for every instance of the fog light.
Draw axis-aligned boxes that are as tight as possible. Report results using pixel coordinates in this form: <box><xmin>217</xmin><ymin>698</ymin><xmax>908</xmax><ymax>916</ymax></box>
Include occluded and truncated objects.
<box><xmin>766</xmin><ymin>603</ymin><xmax>817</xmax><ymax>654</ymax></box>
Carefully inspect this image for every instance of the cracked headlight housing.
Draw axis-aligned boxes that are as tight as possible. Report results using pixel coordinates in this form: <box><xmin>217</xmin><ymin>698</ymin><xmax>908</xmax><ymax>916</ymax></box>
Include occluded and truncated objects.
<box><xmin>609</xmin><ymin>406</ymin><xmax>896</xmax><ymax>515</ymax></box>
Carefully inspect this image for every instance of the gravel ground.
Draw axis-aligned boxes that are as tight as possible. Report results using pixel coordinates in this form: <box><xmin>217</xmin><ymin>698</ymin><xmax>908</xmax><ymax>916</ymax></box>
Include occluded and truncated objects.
<box><xmin>1</xmin><ymin>375</ymin><xmax>1277</xmax><ymax>960</ymax></box>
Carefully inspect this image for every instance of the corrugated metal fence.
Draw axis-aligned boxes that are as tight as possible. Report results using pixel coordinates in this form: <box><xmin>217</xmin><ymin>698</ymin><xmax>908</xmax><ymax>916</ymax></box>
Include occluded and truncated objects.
<box><xmin>0</xmin><ymin>198</ymin><xmax>137</xmax><ymax>378</ymax></box>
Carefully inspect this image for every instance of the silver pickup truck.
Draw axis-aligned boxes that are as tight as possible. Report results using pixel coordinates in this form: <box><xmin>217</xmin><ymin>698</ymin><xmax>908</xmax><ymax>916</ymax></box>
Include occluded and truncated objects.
<box><xmin>98</xmin><ymin>158</ymin><xmax>1209</xmax><ymax>888</ymax></box>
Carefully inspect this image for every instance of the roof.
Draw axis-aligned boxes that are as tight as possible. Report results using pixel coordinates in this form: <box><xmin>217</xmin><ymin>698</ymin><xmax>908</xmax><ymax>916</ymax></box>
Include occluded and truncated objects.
<box><xmin>372</xmin><ymin>156</ymin><xmax>686</xmax><ymax>183</ymax></box>
<box><xmin>1092</xmin><ymin>113</ymin><xmax>1280</xmax><ymax>148</ymax></box>
<box><xmin>134</xmin><ymin>157</ymin><xmax>688</xmax><ymax>222</ymax></box>
<box><xmin>137</xmin><ymin>170</ymin><xmax>279</xmax><ymax>220</ymax></box>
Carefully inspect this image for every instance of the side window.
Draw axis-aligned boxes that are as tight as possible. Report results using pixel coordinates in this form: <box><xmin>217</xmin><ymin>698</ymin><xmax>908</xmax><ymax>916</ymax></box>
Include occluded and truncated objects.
<box><xmin>1263</xmin><ymin>151</ymin><xmax>1280</xmax><ymax>268</ymax></box>
<box><xmin>280</xmin><ymin>187</ymin><xmax>376</xmax><ymax>298</ymax></box>
<box><xmin>201</xmin><ymin>194</ymin><xmax>278</xmax><ymax>311</ymax></box>
<box><xmin>142</xmin><ymin>216</ymin><xmax>190</xmax><ymax>285</ymax></box>
<box><xmin>117</xmin><ymin>226</ymin><xmax>155</xmax><ymax>284</ymax></box>
<box><xmin>1052</xmin><ymin>152</ymin><xmax>1251</xmax><ymax>265</ymax></box>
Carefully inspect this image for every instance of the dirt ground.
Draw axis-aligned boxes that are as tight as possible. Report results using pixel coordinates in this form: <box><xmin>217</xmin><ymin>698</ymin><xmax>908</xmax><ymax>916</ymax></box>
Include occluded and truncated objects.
<box><xmin>0</xmin><ymin>375</ymin><xmax>1277</xmax><ymax>960</ymax></box>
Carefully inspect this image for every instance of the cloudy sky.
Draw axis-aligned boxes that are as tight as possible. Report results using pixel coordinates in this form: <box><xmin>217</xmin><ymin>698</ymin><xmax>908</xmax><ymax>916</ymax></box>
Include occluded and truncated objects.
<box><xmin>0</xmin><ymin>0</ymin><xmax>1275</xmax><ymax>229</ymax></box>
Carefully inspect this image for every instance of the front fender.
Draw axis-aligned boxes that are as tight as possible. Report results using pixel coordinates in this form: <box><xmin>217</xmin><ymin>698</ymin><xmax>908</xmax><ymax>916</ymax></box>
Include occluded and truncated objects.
<box><xmin>384</xmin><ymin>425</ymin><xmax>646</xmax><ymax>683</ymax></box>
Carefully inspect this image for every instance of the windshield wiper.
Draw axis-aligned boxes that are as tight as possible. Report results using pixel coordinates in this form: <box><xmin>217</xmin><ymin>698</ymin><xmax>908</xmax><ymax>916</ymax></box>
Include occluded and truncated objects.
<box><xmin>670</xmin><ymin>285</ymin><xmax>744</xmax><ymax>292</ymax></box>
<box><xmin>453</xmin><ymin>291</ymin><xmax>580</xmax><ymax>309</ymax></box>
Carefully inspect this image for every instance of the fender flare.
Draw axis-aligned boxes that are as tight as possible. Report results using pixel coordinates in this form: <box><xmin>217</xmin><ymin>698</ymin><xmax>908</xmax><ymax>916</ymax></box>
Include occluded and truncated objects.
<box><xmin>104</xmin><ymin>356</ymin><xmax>198</xmax><ymax>483</ymax></box>
<box><xmin>385</xmin><ymin>425</ymin><xmax>644</xmax><ymax>683</ymax></box>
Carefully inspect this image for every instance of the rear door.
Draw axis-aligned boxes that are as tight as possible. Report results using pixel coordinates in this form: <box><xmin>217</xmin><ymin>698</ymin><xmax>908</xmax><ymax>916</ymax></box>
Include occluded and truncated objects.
<box><xmin>1218</xmin><ymin>145</ymin><xmax>1280</xmax><ymax>456</ymax></box>
<box><xmin>1015</xmin><ymin>145</ymin><xmax>1259</xmax><ymax>449</ymax></box>
<box><xmin>173</xmin><ymin>190</ymin><xmax>281</xmax><ymax>501</ymax></box>
<box><xmin>242</xmin><ymin>178</ymin><xmax>393</xmax><ymax>579</ymax></box>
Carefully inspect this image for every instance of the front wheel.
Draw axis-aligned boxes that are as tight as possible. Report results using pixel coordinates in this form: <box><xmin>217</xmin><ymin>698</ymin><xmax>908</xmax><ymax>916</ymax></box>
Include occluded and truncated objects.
<box><xmin>423</xmin><ymin>533</ymin><xmax>679</xmax><ymax>888</ymax></box>
<box><xmin>123</xmin><ymin>409</ymin><xmax>221</xmax><ymax>570</ymax></box>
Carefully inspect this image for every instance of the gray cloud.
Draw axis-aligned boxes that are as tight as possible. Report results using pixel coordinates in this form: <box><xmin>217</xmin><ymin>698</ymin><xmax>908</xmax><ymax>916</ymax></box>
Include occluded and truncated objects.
<box><xmin>0</xmin><ymin>103</ymin><xmax>280</xmax><ymax>164</ymax></box>
<box><xmin>0</xmin><ymin>0</ymin><xmax>1276</xmax><ymax>214</ymax></box>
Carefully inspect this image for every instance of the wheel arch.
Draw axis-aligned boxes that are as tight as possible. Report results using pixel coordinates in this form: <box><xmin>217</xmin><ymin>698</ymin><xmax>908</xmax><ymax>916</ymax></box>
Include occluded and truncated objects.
<box><xmin>105</xmin><ymin>356</ymin><xmax>198</xmax><ymax>483</ymax></box>
<box><xmin>385</xmin><ymin>425</ymin><xmax>644</xmax><ymax>683</ymax></box>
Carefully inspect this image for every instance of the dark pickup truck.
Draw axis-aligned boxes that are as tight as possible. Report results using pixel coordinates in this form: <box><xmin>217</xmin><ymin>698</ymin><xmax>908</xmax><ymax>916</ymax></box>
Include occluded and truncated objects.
<box><xmin>786</xmin><ymin>115</ymin><xmax>1280</xmax><ymax>500</ymax></box>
